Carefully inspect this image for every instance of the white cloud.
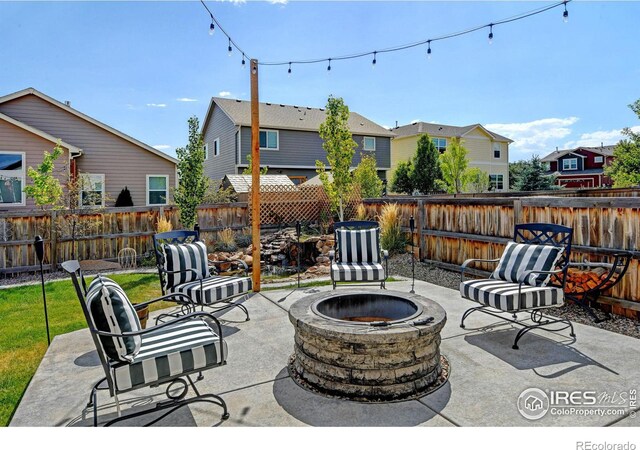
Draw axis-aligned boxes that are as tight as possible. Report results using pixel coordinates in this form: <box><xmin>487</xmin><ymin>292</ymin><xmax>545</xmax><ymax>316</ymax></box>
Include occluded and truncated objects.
<box><xmin>270</xmin><ymin>0</ymin><xmax>288</xmax><ymax>4</ymax></box>
<box><xmin>485</xmin><ymin>117</ymin><xmax>579</xmax><ymax>160</ymax></box>
<box><xmin>176</xmin><ymin>97</ymin><xmax>197</xmax><ymax>102</ymax></box>
<box><xmin>218</xmin><ymin>91</ymin><xmax>232</xmax><ymax>98</ymax></box>
<box><xmin>563</xmin><ymin>126</ymin><xmax>640</xmax><ymax>149</ymax></box>
<box><xmin>146</xmin><ymin>103</ymin><xmax>167</xmax><ymax>108</ymax></box>
<box><xmin>153</xmin><ymin>145</ymin><xmax>171</xmax><ymax>151</ymax></box>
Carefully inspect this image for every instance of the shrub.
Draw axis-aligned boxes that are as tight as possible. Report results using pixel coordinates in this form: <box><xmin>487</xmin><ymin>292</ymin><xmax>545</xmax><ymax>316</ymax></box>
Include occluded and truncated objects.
<box><xmin>354</xmin><ymin>203</ymin><xmax>369</xmax><ymax>221</ymax></box>
<box><xmin>378</xmin><ymin>203</ymin><xmax>406</xmax><ymax>255</ymax></box>
<box><xmin>235</xmin><ymin>227</ymin><xmax>253</xmax><ymax>248</ymax></box>
<box><xmin>156</xmin><ymin>216</ymin><xmax>173</xmax><ymax>233</ymax></box>
<box><xmin>214</xmin><ymin>228</ymin><xmax>238</xmax><ymax>252</ymax></box>
<box><xmin>115</xmin><ymin>186</ymin><xmax>134</xmax><ymax>207</ymax></box>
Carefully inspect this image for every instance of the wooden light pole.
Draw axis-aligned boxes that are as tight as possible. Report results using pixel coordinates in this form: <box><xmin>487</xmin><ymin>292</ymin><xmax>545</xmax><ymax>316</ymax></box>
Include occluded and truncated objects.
<box><xmin>250</xmin><ymin>59</ymin><xmax>261</xmax><ymax>292</ymax></box>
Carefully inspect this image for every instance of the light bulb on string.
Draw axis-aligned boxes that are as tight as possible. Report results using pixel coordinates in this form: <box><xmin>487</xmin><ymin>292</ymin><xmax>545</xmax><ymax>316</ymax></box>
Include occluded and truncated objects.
<box><xmin>488</xmin><ymin>24</ymin><xmax>494</xmax><ymax>44</ymax></box>
<box><xmin>372</xmin><ymin>51</ymin><xmax>377</xmax><ymax>68</ymax></box>
<box><xmin>209</xmin><ymin>22</ymin><xmax>215</xmax><ymax>35</ymax></box>
<box><xmin>427</xmin><ymin>40</ymin><xmax>432</xmax><ymax>59</ymax></box>
<box><xmin>241</xmin><ymin>54</ymin><xmax>246</xmax><ymax>67</ymax></box>
<box><xmin>228</xmin><ymin>38</ymin><xmax>232</xmax><ymax>56</ymax></box>
<box><xmin>288</xmin><ymin>62</ymin><xmax>292</xmax><ymax>77</ymax></box>
<box><xmin>327</xmin><ymin>59</ymin><xmax>332</xmax><ymax>72</ymax></box>
<box><xmin>563</xmin><ymin>2</ymin><xmax>569</xmax><ymax>23</ymax></box>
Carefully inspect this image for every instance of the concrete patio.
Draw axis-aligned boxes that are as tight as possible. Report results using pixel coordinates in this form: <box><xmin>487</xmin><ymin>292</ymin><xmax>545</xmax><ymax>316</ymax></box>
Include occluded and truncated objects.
<box><xmin>10</xmin><ymin>279</ymin><xmax>640</xmax><ymax>427</ymax></box>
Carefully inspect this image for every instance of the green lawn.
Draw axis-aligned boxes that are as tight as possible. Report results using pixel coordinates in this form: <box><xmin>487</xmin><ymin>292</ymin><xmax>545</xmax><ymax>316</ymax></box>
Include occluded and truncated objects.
<box><xmin>0</xmin><ymin>273</ymin><xmax>165</xmax><ymax>427</ymax></box>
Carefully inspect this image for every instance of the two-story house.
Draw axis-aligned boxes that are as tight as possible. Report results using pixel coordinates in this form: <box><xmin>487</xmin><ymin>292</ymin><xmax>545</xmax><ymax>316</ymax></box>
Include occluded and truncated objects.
<box><xmin>389</xmin><ymin>122</ymin><xmax>512</xmax><ymax>191</ymax></box>
<box><xmin>0</xmin><ymin>88</ymin><xmax>177</xmax><ymax>210</ymax></box>
<box><xmin>200</xmin><ymin>97</ymin><xmax>395</xmax><ymax>184</ymax></box>
<box><xmin>541</xmin><ymin>145</ymin><xmax>616</xmax><ymax>188</ymax></box>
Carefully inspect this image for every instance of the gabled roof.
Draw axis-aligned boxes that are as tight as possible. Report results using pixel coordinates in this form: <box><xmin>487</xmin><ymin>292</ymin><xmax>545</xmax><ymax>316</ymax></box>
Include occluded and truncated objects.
<box><xmin>391</xmin><ymin>121</ymin><xmax>513</xmax><ymax>143</ymax></box>
<box><xmin>223</xmin><ymin>174</ymin><xmax>297</xmax><ymax>194</ymax></box>
<box><xmin>0</xmin><ymin>88</ymin><xmax>178</xmax><ymax>164</ymax></box>
<box><xmin>203</xmin><ymin>97</ymin><xmax>395</xmax><ymax>137</ymax></box>
<box><xmin>541</xmin><ymin>145</ymin><xmax>617</xmax><ymax>163</ymax></box>
<box><xmin>0</xmin><ymin>112</ymin><xmax>82</xmax><ymax>156</ymax></box>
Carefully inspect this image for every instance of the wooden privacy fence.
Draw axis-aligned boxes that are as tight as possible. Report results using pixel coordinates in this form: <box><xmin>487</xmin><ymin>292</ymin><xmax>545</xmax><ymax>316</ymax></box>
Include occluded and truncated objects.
<box><xmin>363</xmin><ymin>196</ymin><xmax>640</xmax><ymax>319</ymax></box>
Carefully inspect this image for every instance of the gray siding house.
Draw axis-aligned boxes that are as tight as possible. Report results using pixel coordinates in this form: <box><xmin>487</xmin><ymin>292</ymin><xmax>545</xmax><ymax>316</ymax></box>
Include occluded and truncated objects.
<box><xmin>0</xmin><ymin>88</ymin><xmax>177</xmax><ymax>210</ymax></box>
<box><xmin>201</xmin><ymin>97</ymin><xmax>394</xmax><ymax>184</ymax></box>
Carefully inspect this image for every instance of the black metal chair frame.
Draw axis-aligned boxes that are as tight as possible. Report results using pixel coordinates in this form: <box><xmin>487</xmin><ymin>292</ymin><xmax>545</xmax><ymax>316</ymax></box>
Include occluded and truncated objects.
<box><xmin>61</xmin><ymin>260</ymin><xmax>230</xmax><ymax>427</ymax></box>
<box><xmin>460</xmin><ymin>223</ymin><xmax>576</xmax><ymax>350</ymax></box>
<box><xmin>329</xmin><ymin>220</ymin><xmax>389</xmax><ymax>290</ymax></box>
<box><xmin>152</xmin><ymin>229</ymin><xmax>250</xmax><ymax>321</ymax></box>
<box><xmin>564</xmin><ymin>251</ymin><xmax>632</xmax><ymax>323</ymax></box>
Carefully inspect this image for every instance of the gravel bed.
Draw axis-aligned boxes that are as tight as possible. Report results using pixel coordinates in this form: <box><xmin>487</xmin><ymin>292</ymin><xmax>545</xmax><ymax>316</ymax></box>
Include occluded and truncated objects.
<box><xmin>389</xmin><ymin>254</ymin><xmax>640</xmax><ymax>340</ymax></box>
<box><xmin>0</xmin><ymin>267</ymin><xmax>157</xmax><ymax>288</ymax></box>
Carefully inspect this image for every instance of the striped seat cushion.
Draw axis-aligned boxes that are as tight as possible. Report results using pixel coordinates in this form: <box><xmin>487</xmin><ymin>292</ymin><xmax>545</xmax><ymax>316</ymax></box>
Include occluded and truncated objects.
<box><xmin>162</xmin><ymin>241</ymin><xmax>209</xmax><ymax>290</ymax></box>
<box><xmin>169</xmin><ymin>275</ymin><xmax>252</xmax><ymax>305</ymax></box>
<box><xmin>331</xmin><ymin>262</ymin><xmax>385</xmax><ymax>282</ymax></box>
<box><xmin>460</xmin><ymin>279</ymin><xmax>564</xmax><ymax>311</ymax></box>
<box><xmin>87</xmin><ymin>276</ymin><xmax>142</xmax><ymax>362</ymax></box>
<box><xmin>491</xmin><ymin>241</ymin><xmax>564</xmax><ymax>287</ymax></box>
<box><xmin>112</xmin><ymin>318</ymin><xmax>227</xmax><ymax>392</ymax></box>
<box><xmin>336</xmin><ymin>228</ymin><xmax>380</xmax><ymax>263</ymax></box>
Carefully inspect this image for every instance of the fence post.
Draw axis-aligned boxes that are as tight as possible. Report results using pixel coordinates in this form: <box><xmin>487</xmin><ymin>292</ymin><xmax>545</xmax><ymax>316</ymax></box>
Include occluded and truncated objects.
<box><xmin>417</xmin><ymin>199</ymin><xmax>425</xmax><ymax>261</ymax></box>
<box><xmin>50</xmin><ymin>210</ymin><xmax>58</xmax><ymax>271</ymax></box>
<box><xmin>513</xmin><ymin>199</ymin><xmax>522</xmax><ymax>226</ymax></box>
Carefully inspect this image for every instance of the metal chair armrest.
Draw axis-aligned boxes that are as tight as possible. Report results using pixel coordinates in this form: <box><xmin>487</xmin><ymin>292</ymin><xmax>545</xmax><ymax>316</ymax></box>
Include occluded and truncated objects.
<box><xmin>518</xmin><ymin>268</ymin><xmax>564</xmax><ymax>287</ymax></box>
<box><xmin>460</xmin><ymin>258</ymin><xmax>500</xmax><ymax>282</ymax></box>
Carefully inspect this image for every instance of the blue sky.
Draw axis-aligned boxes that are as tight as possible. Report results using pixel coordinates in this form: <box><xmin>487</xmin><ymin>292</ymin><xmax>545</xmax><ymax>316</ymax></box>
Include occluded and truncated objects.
<box><xmin>1</xmin><ymin>1</ymin><xmax>639</xmax><ymax>162</ymax></box>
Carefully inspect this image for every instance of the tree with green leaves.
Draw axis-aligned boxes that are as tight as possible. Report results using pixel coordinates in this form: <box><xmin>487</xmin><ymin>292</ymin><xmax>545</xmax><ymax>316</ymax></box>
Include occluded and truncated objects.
<box><xmin>174</xmin><ymin>116</ymin><xmax>208</xmax><ymax>229</ymax></box>
<box><xmin>508</xmin><ymin>160</ymin><xmax>530</xmax><ymax>190</ymax></box>
<box><xmin>391</xmin><ymin>160</ymin><xmax>414</xmax><ymax>194</ymax></box>
<box><xmin>242</xmin><ymin>154</ymin><xmax>268</xmax><ymax>175</ymax></box>
<box><xmin>605</xmin><ymin>99</ymin><xmax>640</xmax><ymax>187</ymax></box>
<box><xmin>24</xmin><ymin>142</ymin><xmax>64</xmax><ymax>210</ymax></box>
<box><xmin>316</xmin><ymin>96</ymin><xmax>357</xmax><ymax>221</ymax></box>
<box><xmin>439</xmin><ymin>137</ymin><xmax>470</xmax><ymax>194</ymax></box>
<box><xmin>353</xmin><ymin>154</ymin><xmax>383</xmax><ymax>198</ymax></box>
<box><xmin>411</xmin><ymin>134</ymin><xmax>442</xmax><ymax>194</ymax></box>
<box><xmin>514</xmin><ymin>155</ymin><xmax>558</xmax><ymax>191</ymax></box>
<box><xmin>465</xmin><ymin>167</ymin><xmax>491</xmax><ymax>193</ymax></box>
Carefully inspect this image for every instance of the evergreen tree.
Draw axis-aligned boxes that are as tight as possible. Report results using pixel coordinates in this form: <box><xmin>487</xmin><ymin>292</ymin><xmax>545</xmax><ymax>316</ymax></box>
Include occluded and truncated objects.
<box><xmin>411</xmin><ymin>134</ymin><xmax>442</xmax><ymax>194</ymax></box>
<box><xmin>174</xmin><ymin>116</ymin><xmax>207</xmax><ymax>229</ymax></box>
<box><xmin>115</xmin><ymin>186</ymin><xmax>134</xmax><ymax>207</ymax></box>
<box><xmin>514</xmin><ymin>155</ymin><xmax>558</xmax><ymax>191</ymax></box>
<box><xmin>391</xmin><ymin>160</ymin><xmax>414</xmax><ymax>194</ymax></box>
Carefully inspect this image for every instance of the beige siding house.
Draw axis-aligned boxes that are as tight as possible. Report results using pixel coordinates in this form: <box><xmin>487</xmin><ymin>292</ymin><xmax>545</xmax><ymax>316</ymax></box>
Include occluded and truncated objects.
<box><xmin>389</xmin><ymin>122</ymin><xmax>513</xmax><ymax>192</ymax></box>
<box><xmin>0</xmin><ymin>88</ymin><xmax>177</xmax><ymax>211</ymax></box>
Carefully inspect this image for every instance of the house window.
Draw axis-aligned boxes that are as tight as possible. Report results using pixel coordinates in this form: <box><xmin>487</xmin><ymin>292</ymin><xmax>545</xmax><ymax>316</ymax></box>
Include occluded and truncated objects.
<box><xmin>432</xmin><ymin>138</ymin><xmax>447</xmax><ymax>153</ymax></box>
<box><xmin>563</xmin><ymin>158</ymin><xmax>578</xmax><ymax>171</ymax></box>
<box><xmin>594</xmin><ymin>156</ymin><xmax>604</xmax><ymax>164</ymax></box>
<box><xmin>0</xmin><ymin>152</ymin><xmax>25</xmax><ymax>206</ymax></box>
<box><xmin>489</xmin><ymin>174</ymin><xmax>504</xmax><ymax>191</ymax></box>
<box><xmin>80</xmin><ymin>174</ymin><xmax>105</xmax><ymax>207</ymax></box>
<box><xmin>147</xmin><ymin>175</ymin><xmax>168</xmax><ymax>206</ymax></box>
<box><xmin>213</xmin><ymin>138</ymin><xmax>220</xmax><ymax>157</ymax></box>
<box><xmin>204</xmin><ymin>143</ymin><xmax>209</xmax><ymax>160</ymax></box>
<box><xmin>363</xmin><ymin>136</ymin><xmax>376</xmax><ymax>151</ymax></box>
<box><xmin>289</xmin><ymin>176</ymin><xmax>307</xmax><ymax>185</ymax></box>
<box><xmin>493</xmin><ymin>142</ymin><xmax>501</xmax><ymax>158</ymax></box>
<box><xmin>259</xmin><ymin>130</ymin><xmax>278</xmax><ymax>150</ymax></box>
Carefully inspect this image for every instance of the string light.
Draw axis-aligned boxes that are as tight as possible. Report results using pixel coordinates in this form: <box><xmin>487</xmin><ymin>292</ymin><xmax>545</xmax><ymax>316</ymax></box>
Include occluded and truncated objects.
<box><xmin>242</xmin><ymin>53</ymin><xmax>246</xmax><ymax>66</ymax></box>
<box><xmin>200</xmin><ymin>0</ymin><xmax>571</xmax><ymax>72</ymax></box>
<box><xmin>209</xmin><ymin>22</ymin><xmax>215</xmax><ymax>35</ymax></box>
<box><xmin>288</xmin><ymin>62</ymin><xmax>292</xmax><ymax>76</ymax></box>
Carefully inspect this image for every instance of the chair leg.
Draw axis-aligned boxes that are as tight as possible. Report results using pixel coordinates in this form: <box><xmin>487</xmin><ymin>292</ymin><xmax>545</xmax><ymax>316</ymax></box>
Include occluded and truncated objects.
<box><xmin>460</xmin><ymin>305</ymin><xmax>486</xmax><ymax>329</ymax></box>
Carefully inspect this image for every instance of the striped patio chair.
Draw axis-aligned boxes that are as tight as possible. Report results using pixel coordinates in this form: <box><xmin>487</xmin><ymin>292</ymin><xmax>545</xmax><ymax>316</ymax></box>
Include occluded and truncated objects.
<box><xmin>153</xmin><ymin>228</ymin><xmax>251</xmax><ymax>321</ymax></box>
<box><xmin>329</xmin><ymin>221</ymin><xmax>389</xmax><ymax>289</ymax></box>
<box><xmin>459</xmin><ymin>223</ymin><xmax>576</xmax><ymax>350</ymax></box>
<box><xmin>62</xmin><ymin>260</ymin><xmax>230</xmax><ymax>427</ymax></box>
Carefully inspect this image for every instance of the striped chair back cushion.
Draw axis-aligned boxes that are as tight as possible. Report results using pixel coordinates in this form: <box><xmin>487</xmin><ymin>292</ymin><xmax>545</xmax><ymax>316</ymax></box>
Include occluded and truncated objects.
<box><xmin>87</xmin><ymin>276</ymin><xmax>142</xmax><ymax>362</ymax></box>
<box><xmin>161</xmin><ymin>241</ymin><xmax>209</xmax><ymax>290</ymax></box>
<box><xmin>491</xmin><ymin>241</ymin><xmax>564</xmax><ymax>287</ymax></box>
<box><xmin>337</xmin><ymin>228</ymin><xmax>380</xmax><ymax>263</ymax></box>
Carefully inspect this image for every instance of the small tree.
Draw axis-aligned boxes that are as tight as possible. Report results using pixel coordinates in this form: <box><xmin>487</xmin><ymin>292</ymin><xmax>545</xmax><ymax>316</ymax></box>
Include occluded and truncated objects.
<box><xmin>24</xmin><ymin>142</ymin><xmax>64</xmax><ymax>210</ymax></box>
<box><xmin>411</xmin><ymin>134</ymin><xmax>442</xmax><ymax>194</ymax></box>
<box><xmin>316</xmin><ymin>96</ymin><xmax>357</xmax><ymax>221</ymax></box>
<box><xmin>115</xmin><ymin>186</ymin><xmax>134</xmax><ymax>207</ymax></box>
<box><xmin>514</xmin><ymin>155</ymin><xmax>558</xmax><ymax>191</ymax></box>
<box><xmin>242</xmin><ymin>154</ymin><xmax>268</xmax><ymax>175</ymax></box>
<box><xmin>508</xmin><ymin>160</ymin><xmax>530</xmax><ymax>190</ymax></box>
<box><xmin>439</xmin><ymin>137</ymin><xmax>469</xmax><ymax>194</ymax></box>
<box><xmin>605</xmin><ymin>99</ymin><xmax>640</xmax><ymax>187</ymax></box>
<box><xmin>174</xmin><ymin>116</ymin><xmax>208</xmax><ymax>229</ymax></box>
<box><xmin>391</xmin><ymin>160</ymin><xmax>414</xmax><ymax>194</ymax></box>
<box><xmin>353</xmin><ymin>154</ymin><xmax>383</xmax><ymax>198</ymax></box>
<box><xmin>465</xmin><ymin>167</ymin><xmax>491</xmax><ymax>193</ymax></box>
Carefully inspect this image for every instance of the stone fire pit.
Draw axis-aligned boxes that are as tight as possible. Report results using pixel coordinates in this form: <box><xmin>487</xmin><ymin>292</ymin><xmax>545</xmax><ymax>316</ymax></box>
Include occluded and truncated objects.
<box><xmin>288</xmin><ymin>290</ymin><xmax>447</xmax><ymax>402</ymax></box>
